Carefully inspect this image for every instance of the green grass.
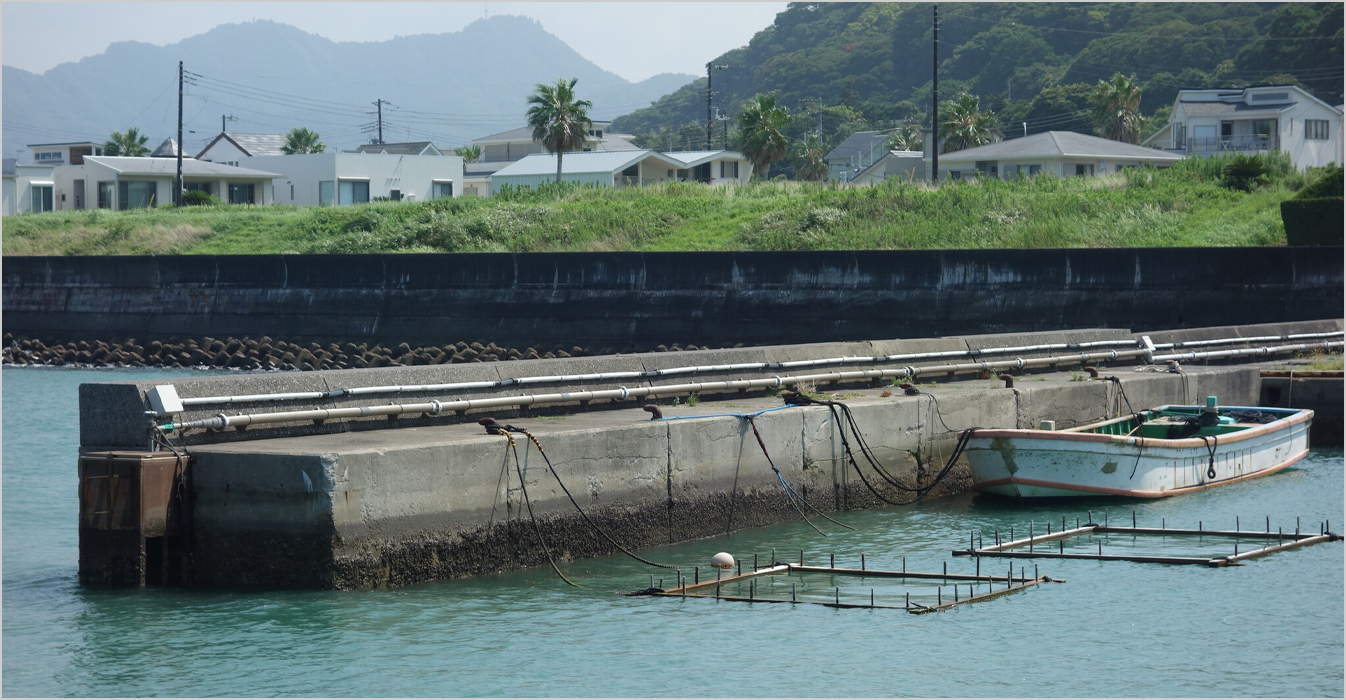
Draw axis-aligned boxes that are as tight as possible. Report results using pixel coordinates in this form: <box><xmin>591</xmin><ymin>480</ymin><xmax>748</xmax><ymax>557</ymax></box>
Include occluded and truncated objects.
<box><xmin>3</xmin><ymin>156</ymin><xmax>1323</xmax><ymax>256</ymax></box>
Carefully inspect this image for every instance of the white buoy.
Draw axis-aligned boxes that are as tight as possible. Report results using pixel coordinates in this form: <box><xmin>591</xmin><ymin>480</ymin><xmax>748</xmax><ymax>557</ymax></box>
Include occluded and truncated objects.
<box><xmin>711</xmin><ymin>552</ymin><xmax>735</xmax><ymax>569</ymax></box>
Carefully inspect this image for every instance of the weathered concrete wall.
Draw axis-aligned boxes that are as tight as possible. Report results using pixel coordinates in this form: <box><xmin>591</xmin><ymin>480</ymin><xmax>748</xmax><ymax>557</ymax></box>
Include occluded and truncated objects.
<box><xmin>9</xmin><ymin>248</ymin><xmax>1342</xmax><ymax>349</ymax></box>
<box><xmin>179</xmin><ymin>366</ymin><xmax>1259</xmax><ymax>588</ymax></box>
<box><xmin>1261</xmin><ymin>374</ymin><xmax>1344</xmax><ymax>446</ymax></box>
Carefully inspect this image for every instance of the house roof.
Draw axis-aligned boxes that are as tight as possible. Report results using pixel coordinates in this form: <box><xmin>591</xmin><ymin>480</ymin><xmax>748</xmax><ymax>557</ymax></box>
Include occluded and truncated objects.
<box><xmin>350</xmin><ymin>141</ymin><xmax>442</xmax><ymax>156</ymax></box>
<box><xmin>939</xmin><ymin>131</ymin><xmax>1185</xmax><ymax>162</ymax></box>
<box><xmin>26</xmin><ymin>141</ymin><xmax>102</xmax><ymax>148</ymax></box>
<box><xmin>825</xmin><ymin>131</ymin><xmax>889</xmax><ymax>161</ymax></box>
<box><xmin>491</xmin><ymin>150</ymin><xmax>681</xmax><ymax>178</ymax></box>
<box><xmin>84</xmin><ymin>156</ymin><xmax>282</xmax><ymax>178</ymax></box>
<box><xmin>663</xmin><ymin>150</ymin><xmax>746</xmax><ymax>167</ymax></box>
<box><xmin>1179</xmin><ymin>101</ymin><xmax>1294</xmax><ymax>115</ymax></box>
<box><xmin>474</xmin><ymin>121</ymin><xmax>616</xmax><ymax>145</ymax></box>
<box><xmin>195</xmin><ymin>132</ymin><xmax>290</xmax><ymax>159</ymax></box>
<box><xmin>150</xmin><ymin>138</ymin><xmax>190</xmax><ymax>158</ymax></box>
<box><xmin>1140</xmin><ymin>122</ymin><xmax>1174</xmax><ymax>148</ymax></box>
<box><xmin>1173</xmin><ymin>85</ymin><xmax>1344</xmax><ymax>115</ymax></box>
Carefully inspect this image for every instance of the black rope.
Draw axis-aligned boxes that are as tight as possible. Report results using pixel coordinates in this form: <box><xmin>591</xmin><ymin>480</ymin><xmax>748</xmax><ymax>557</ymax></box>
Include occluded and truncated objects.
<box><xmin>517</xmin><ymin>430</ymin><xmax>675</xmax><ymax>569</ymax></box>
<box><xmin>1199</xmin><ymin>434</ymin><xmax>1219</xmax><ymax>480</ymax></box>
<box><xmin>744</xmin><ymin>416</ymin><xmax>847</xmax><ymax>536</ymax></box>
<box><xmin>494</xmin><ymin>431</ymin><xmax>580</xmax><ymax>588</ymax></box>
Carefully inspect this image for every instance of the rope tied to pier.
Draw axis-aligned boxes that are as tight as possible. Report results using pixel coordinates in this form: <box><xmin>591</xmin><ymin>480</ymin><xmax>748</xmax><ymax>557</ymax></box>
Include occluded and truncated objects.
<box><xmin>743</xmin><ymin>414</ymin><xmax>853</xmax><ymax>536</ymax></box>
<box><xmin>482</xmin><ymin>421</ymin><xmax>580</xmax><ymax>588</ymax></box>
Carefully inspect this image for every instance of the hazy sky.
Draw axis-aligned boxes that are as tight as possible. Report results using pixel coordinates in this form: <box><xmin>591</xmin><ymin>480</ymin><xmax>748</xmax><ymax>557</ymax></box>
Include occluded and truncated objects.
<box><xmin>2</xmin><ymin>2</ymin><xmax>789</xmax><ymax>82</ymax></box>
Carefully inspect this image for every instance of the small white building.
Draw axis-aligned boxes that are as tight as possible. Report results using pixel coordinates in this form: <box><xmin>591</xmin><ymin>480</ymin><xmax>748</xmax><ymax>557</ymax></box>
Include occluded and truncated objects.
<box><xmin>242</xmin><ymin>152</ymin><xmax>463</xmax><ymax>206</ymax></box>
<box><xmin>662</xmin><ymin>151</ymin><xmax>754</xmax><ymax>184</ymax></box>
<box><xmin>934</xmin><ymin>131</ymin><xmax>1185</xmax><ymax>181</ymax></box>
<box><xmin>489</xmin><ymin>150</ymin><xmax>687</xmax><ymax>194</ymax></box>
<box><xmin>845</xmin><ymin>150</ymin><xmax>925</xmax><ymax>185</ymax></box>
<box><xmin>52</xmin><ymin>157</ymin><xmax>282</xmax><ymax>209</ymax></box>
<box><xmin>196</xmin><ymin>132</ymin><xmax>290</xmax><ymax>165</ymax></box>
<box><xmin>467</xmin><ymin>121</ymin><xmax>639</xmax><ymax>196</ymax></box>
<box><xmin>2</xmin><ymin>158</ymin><xmax>57</xmax><ymax>216</ymax></box>
<box><xmin>26</xmin><ymin>141</ymin><xmax>104</xmax><ymax>166</ymax></box>
<box><xmin>825</xmin><ymin>131</ymin><xmax>891</xmax><ymax>182</ymax></box>
<box><xmin>1142</xmin><ymin>85</ymin><xmax>1343</xmax><ymax>170</ymax></box>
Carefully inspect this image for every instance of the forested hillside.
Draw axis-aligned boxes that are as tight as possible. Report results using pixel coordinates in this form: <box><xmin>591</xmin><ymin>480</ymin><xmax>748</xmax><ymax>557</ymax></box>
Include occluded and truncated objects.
<box><xmin>613</xmin><ymin>2</ymin><xmax>1342</xmax><ymax>165</ymax></box>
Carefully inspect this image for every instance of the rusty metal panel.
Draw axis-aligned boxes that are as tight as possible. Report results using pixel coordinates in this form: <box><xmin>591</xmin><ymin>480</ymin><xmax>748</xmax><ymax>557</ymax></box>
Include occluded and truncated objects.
<box><xmin>78</xmin><ymin>451</ymin><xmax>185</xmax><ymax>586</ymax></box>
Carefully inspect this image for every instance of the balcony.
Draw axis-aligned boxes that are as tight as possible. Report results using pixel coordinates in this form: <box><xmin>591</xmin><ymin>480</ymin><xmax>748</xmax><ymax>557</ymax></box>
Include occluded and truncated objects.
<box><xmin>1186</xmin><ymin>134</ymin><xmax>1278</xmax><ymax>155</ymax></box>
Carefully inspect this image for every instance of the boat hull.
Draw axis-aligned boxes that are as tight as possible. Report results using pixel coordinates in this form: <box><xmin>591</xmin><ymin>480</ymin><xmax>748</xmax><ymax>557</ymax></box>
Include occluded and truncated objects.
<box><xmin>965</xmin><ymin>408</ymin><xmax>1313</xmax><ymax>499</ymax></box>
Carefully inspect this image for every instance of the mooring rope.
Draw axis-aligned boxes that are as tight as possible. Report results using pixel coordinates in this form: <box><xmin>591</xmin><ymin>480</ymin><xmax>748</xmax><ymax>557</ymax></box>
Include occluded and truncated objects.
<box><xmin>488</xmin><ymin>429</ymin><xmax>580</xmax><ymax>588</ymax></box>
<box><xmin>744</xmin><ymin>415</ymin><xmax>854</xmax><ymax>535</ymax></box>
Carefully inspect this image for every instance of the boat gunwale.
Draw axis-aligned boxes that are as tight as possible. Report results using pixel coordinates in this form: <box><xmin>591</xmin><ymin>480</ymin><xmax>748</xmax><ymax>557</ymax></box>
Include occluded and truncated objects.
<box><xmin>968</xmin><ymin>405</ymin><xmax>1312</xmax><ymax>449</ymax></box>
<box><xmin>970</xmin><ymin>448</ymin><xmax>1309</xmax><ymax>498</ymax></box>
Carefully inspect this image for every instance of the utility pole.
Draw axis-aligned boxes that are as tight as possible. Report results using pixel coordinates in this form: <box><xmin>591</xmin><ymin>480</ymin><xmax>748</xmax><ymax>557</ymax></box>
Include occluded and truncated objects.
<box><xmin>371</xmin><ymin>99</ymin><xmax>389</xmax><ymax>144</ymax></box>
<box><xmin>706</xmin><ymin>62</ymin><xmax>728</xmax><ymax>149</ymax></box>
<box><xmin>716</xmin><ymin>108</ymin><xmax>732</xmax><ymax>150</ymax></box>
<box><xmin>222</xmin><ymin>114</ymin><xmax>239</xmax><ymax>133</ymax></box>
<box><xmin>175</xmin><ymin>60</ymin><xmax>184</xmax><ymax>207</ymax></box>
<box><xmin>931</xmin><ymin>4</ymin><xmax>939</xmax><ymax>185</ymax></box>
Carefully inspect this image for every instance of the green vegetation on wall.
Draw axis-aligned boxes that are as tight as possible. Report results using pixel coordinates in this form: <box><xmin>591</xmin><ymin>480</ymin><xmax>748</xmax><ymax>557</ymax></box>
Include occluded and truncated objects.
<box><xmin>1281</xmin><ymin>166</ymin><xmax>1344</xmax><ymax>246</ymax></box>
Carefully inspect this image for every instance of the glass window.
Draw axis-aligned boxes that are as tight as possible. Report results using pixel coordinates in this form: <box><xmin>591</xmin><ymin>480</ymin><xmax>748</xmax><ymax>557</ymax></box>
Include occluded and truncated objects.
<box><xmin>184</xmin><ymin>182</ymin><xmax>212</xmax><ymax>195</ymax></box>
<box><xmin>338</xmin><ymin>180</ymin><xmax>369</xmax><ymax>205</ymax></box>
<box><xmin>30</xmin><ymin>185</ymin><xmax>53</xmax><ymax>213</ymax></box>
<box><xmin>1075</xmin><ymin>164</ymin><xmax>1094</xmax><ymax>177</ymax></box>
<box><xmin>389</xmin><ymin>189</ymin><xmax>402</xmax><ymax>202</ymax></box>
<box><xmin>319</xmin><ymin>181</ymin><xmax>335</xmax><ymax>206</ymax></box>
<box><xmin>117</xmin><ymin>180</ymin><xmax>157</xmax><ymax>209</ymax></box>
<box><xmin>1027</xmin><ymin>164</ymin><xmax>1041</xmax><ymax>176</ymax></box>
<box><xmin>97</xmin><ymin>181</ymin><xmax>114</xmax><ymax>209</ymax></box>
<box><xmin>1306</xmin><ymin>120</ymin><xmax>1329</xmax><ymax>140</ymax></box>
<box><xmin>432</xmin><ymin>182</ymin><xmax>454</xmax><ymax>199</ymax></box>
<box><xmin>1251</xmin><ymin>120</ymin><xmax>1276</xmax><ymax>137</ymax></box>
<box><xmin>228</xmin><ymin>183</ymin><xmax>255</xmax><ymax>204</ymax></box>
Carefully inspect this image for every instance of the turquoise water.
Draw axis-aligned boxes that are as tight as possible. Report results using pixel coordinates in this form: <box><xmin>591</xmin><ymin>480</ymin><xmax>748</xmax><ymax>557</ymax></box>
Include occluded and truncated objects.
<box><xmin>3</xmin><ymin>367</ymin><xmax>1343</xmax><ymax>697</ymax></box>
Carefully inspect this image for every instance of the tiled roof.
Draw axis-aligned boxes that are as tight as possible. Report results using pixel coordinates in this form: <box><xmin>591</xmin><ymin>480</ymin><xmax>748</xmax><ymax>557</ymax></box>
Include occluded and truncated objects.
<box><xmin>939</xmin><ymin>131</ymin><xmax>1185</xmax><ymax>161</ymax></box>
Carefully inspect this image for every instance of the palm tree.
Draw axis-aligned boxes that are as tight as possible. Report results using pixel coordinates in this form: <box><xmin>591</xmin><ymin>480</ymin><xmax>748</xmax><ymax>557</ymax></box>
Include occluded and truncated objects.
<box><xmin>525</xmin><ymin>77</ymin><xmax>593</xmax><ymax>183</ymax></box>
<box><xmin>793</xmin><ymin>132</ymin><xmax>829</xmax><ymax>181</ymax></box>
<box><xmin>735</xmin><ymin>94</ymin><xmax>793</xmax><ymax>179</ymax></box>
<box><xmin>1090</xmin><ymin>73</ymin><xmax>1146</xmax><ymax>144</ymax></box>
<box><xmin>103</xmin><ymin>128</ymin><xmax>150</xmax><ymax>157</ymax></box>
<box><xmin>883</xmin><ymin>124</ymin><xmax>924</xmax><ymax>152</ymax></box>
<box><xmin>453</xmin><ymin>144</ymin><xmax>482</xmax><ymax>163</ymax></box>
<box><xmin>282</xmin><ymin>127</ymin><xmax>326</xmax><ymax>154</ymax></box>
<box><xmin>939</xmin><ymin>94</ymin><xmax>1002</xmax><ymax>153</ymax></box>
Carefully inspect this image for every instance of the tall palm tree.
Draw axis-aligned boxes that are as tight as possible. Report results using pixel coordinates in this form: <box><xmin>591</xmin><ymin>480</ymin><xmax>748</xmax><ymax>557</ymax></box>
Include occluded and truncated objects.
<box><xmin>282</xmin><ymin>127</ymin><xmax>326</xmax><ymax>154</ymax></box>
<box><xmin>526</xmin><ymin>77</ymin><xmax>593</xmax><ymax>183</ymax></box>
<box><xmin>453</xmin><ymin>144</ymin><xmax>482</xmax><ymax>163</ymax></box>
<box><xmin>735</xmin><ymin>93</ymin><xmax>793</xmax><ymax>179</ymax></box>
<box><xmin>1090</xmin><ymin>73</ymin><xmax>1146</xmax><ymax>144</ymax></box>
<box><xmin>103</xmin><ymin>128</ymin><xmax>150</xmax><ymax>157</ymax></box>
<box><xmin>883</xmin><ymin>124</ymin><xmax>924</xmax><ymax>152</ymax></box>
<box><xmin>793</xmin><ymin>132</ymin><xmax>829</xmax><ymax>181</ymax></box>
<box><xmin>939</xmin><ymin>94</ymin><xmax>1002</xmax><ymax>153</ymax></box>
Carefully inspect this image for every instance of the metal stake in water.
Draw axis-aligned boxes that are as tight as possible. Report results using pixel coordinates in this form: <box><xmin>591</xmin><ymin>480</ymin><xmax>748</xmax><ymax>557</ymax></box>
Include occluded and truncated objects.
<box><xmin>792</xmin><ymin>583</ymin><xmax>797</xmax><ymax>602</ymax></box>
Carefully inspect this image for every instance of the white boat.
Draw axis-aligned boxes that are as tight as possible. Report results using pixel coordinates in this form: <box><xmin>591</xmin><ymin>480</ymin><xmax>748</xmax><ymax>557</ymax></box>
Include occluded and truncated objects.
<box><xmin>965</xmin><ymin>402</ymin><xmax>1313</xmax><ymax>499</ymax></box>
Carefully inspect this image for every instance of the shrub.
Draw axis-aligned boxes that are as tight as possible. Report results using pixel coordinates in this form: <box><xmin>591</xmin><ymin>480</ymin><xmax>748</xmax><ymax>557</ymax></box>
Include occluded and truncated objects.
<box><xmin>181</xmin><ymin>190</ymin><xmax>223</xmax><ymax>206</ymax></box>
<box><xmin>1221</xmin><ymin>154</ymin><xmax>1270</xmax><ymax>192</ymax></box>
<box><xmin>1294</xmin><ymin>165</ymin><xmax>1343</xmax><ymax>200</ymax></box>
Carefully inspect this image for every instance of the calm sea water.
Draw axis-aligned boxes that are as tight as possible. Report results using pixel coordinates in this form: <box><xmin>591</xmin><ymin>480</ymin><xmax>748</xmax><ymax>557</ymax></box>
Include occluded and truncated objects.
<box><xmin>3</xmin><ymin>367</ymin><xmax>1343</xmax><ymax>697</ymax></box>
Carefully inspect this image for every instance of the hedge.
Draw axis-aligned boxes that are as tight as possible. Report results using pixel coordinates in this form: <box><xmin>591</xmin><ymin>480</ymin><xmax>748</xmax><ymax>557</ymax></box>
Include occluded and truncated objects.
<box><xmin>1281</xmin><ymin>197</ymin><xmax>1344</xmax><ymax>246</ymax></box>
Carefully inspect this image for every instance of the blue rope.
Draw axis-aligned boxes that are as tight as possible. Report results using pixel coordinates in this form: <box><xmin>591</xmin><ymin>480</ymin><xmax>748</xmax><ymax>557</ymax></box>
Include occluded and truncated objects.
<box><xmin>653</xmin><ymin>404</ymin><xmax>796</xmax><ymax>421</ymax></box>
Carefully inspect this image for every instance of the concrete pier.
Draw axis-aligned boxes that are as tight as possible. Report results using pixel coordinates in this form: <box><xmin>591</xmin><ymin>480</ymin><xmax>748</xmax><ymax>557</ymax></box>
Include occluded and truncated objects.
<box><xmin>75</xmin><ymin>321</ymin><xmax>1337</xmax><ymax>589</ymax></box>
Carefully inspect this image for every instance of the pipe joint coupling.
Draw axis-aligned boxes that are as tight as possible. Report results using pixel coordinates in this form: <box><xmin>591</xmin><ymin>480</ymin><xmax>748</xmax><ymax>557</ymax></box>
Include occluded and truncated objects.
<box><xmin>1014</xmin><ymin>357</ymin><xmax>1025</xmax><ymax>370</ymax></box>
<box><xmin>618</xmin><ymin>386</ymin><xmax>630</xmax><ymax>400</ymax></box>
<box><xmin>428</xmin><ymin>400</ymin><xmax>442</xmax><ymax>414</ymax></box>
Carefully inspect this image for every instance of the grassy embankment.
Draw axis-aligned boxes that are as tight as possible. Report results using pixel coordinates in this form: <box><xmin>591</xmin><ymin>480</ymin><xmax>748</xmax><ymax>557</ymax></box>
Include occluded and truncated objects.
<box><xmin>2</xmin><ymin>154</ymin><xmax>1319</xmax><ymax>256</ymax></box>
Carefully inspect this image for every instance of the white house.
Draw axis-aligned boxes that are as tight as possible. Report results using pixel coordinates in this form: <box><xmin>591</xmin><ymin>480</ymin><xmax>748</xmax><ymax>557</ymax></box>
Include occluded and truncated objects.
<box><xmin>196</xmin><ymin>132</ymin><xmax>290</xmax><ymax>165</ymax></box>
<box><xmin>2</xmin><ymin>158</ymin><xmax>57</xmax><ymax>216</ymax></box>
<box><xmin>349</xmin><ymin>141</ymin><xmax>444</xmax><ymax>156</ymax></box>
<box><xmin>844</xmin><ymin>150</ymin><xmax>925</xmax><ymax>185</ymax></box>
<box><xmin>466</xmin><ymin>121</ymin><xmax>639</xmax><ymax>196</ymax></box>
<box><xmin>825</xmin><ymin>131</ymin><xmax>891</xmax><ymax>182</ymax></box>
<box><xmin>26</xmin><ymin>141</ymin><xmax>104</xmax><ymax>166</ymax></box>
<box><xmin>1142</xmin><ymin>85</ymin><xmax>1343</xmax><ymax>170</ymax></box>
<box><xmin>489</xmin><ymin>150</ymin><xmax>687</xmax><ymax>194</ymax></box>
<box><xmin>663</xmin><ymin>151</ymin><xmax>753</xmax><ymax>184</ymax></box>
<box><xmin>242</xmin><ymin>152</ymin><xmax>463</xmax><ymax>205</ymax></box>
<box><xmin>934</xmin><ymin>131</ymin><xmax>1185</xmax><ymax>181</ymax></box>
<box><xmin>52</xmin><ymin>157</ymin><xmax>281</xmax><ymax>209</ymax></box>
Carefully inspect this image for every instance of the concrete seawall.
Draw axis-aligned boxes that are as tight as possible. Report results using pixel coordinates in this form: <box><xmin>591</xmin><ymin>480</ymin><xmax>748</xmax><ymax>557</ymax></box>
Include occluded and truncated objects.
<box><xmin>76</xmin><ymin>321</ymin><xmax>1336</xmax><ymax>589</ymax></box>
<box><xmin>10</xmin><ymin>248</ymin><xmax>1343</xmax><ymax>349</ymax></box>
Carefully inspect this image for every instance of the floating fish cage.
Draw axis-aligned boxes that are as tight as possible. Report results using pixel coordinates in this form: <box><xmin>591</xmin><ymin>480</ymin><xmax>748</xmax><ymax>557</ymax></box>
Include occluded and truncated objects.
<box><xmin>628</xmin><ymin>551</ymin><xmax>1063</xmax><ymax>614</ymax></box>
<box><xmin>952</xmin><ymin>510</ymin><xmax>1343</xmax><ymax>566</ymax></box>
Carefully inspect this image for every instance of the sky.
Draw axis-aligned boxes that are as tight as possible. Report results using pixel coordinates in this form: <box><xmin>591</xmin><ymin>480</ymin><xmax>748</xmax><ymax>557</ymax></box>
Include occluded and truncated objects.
<box><xmin>1</xmin><ymin>2</ymin><xmax>789</xmax><ymax>83</ymax></box>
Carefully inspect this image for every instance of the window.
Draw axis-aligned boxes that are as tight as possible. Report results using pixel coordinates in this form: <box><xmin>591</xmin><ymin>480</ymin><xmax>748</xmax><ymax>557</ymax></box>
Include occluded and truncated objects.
<box><xmin>692</xmin><ymin>162</ymin><xmax>711</xmax><ymax>182</ymax></box>
<box><xmin>319</xmin><ymin>181</ymin><xmax>335</xmax><ymax>206</ymax></box>
<box><xmin>676</xmin><ymin>169</ymin><xmax>688</xmax><ymax>180</ymax></box>
<box><xmin>1251</xmin><ymin>120</ymin><xmax>1276</xmax><ymax>137</ymax></box>
<box><xmin>667</xmin><ymin>169</ymin><xmax>675</xmax><ymax>178</ymax></box>
<box><xmin>1306</xmin><ymin>119</ymin><xmax>1329</xmax><ymax>140</ymax></box>
<box><xmin>622</xmin><ymin>164</ymin><xmax>639</xmax><ymax>177</ymax></box>
<box><xmin>338</xmin><ymin>180</ymin><xmax>369</xmax><ymax>205</ymax></box>
<box><xmin>117</xmin><ymin>180</ymin><xmax>157</xmax><ymax>209</ymax></box>
<box><xmin>1250</xmin><ymin>92</ymin><xmax>1290</xmax><ymax>103</ymax></box>
<box><xmin>949</xmin><ymin>170</ymin><xmax>963</xmax><ymax>180</ymax></box>
<box><xmin>974</xmin><ymin>160</ymin><xmax>998</xmax><ymax>177</ymax></box>
<box><xmin>432</xmin><ymin>181</ymin><xmax>454</xmax><ymax>199</ymax></box>
<box><xmin>97</xmin><ymin>181</ymin><xmax>114</xmax><ymax>209</ymax></box>
<box><xmin>34</xmin><ymin>152</ymin><xmax>62</xmax><ymax>162</ymax></box>
<box><xmin>1075</xmin><ymin>164</ymin><xmax>1094</xmax><ymax>177</ymax></box>
<box><xmin>228</xmin><ymin>183</ymin><xmax>255</xmax><ymax>205</ymax></box>
<box><xmin>1221</xmin><ymin>122</ymin><xmax>1233</xmax><ymax>138</ymax></box>
<box><xmin>185</xmin><ymin>182</ymin><xmax>213</xmax><ymax>195</ymax></box>
<box><xmin>1024</xmin><ymin>164</ymin><xmax>1041</xmax><ymax>176</ymax></box>
<box><xmin>389</xmin><ymin>189</ymin><xmax>402</xmax><ymax>202</ymax></box>
<box><xmin>30</xmin><ymin>185</ymin><xmax>53</xmax><ymax>213</ymax></box>
<box><xmin>720</xmin><ymin>161</ymin><xmax>739</xmax><ymax>178</ymax></box>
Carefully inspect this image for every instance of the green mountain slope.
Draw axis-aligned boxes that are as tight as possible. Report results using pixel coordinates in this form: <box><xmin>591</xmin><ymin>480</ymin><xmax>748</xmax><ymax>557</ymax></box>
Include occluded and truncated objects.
<box><xmin>613</xmin><ymin>2</ymin><xmax>1342</xmax><ymax>159</ymax></box>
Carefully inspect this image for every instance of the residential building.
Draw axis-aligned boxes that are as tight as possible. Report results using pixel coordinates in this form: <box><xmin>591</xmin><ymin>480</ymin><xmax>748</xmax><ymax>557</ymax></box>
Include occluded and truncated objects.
<box><xmin>2</xmin><ymin>158</ymin><xmax>57</xmax><ymax>216</ymax></box>
<box><xmin>466</xmin><ymin>121</ymin><xmax>639</xmax><ymax>196</ymax></box>
<box><xmin>934</xmin><ymin>131</ymin><xmax>1185</xmax><ymax>181</ymax></box>
<box><xmin>825</xmin><ymin>131</ymin><xmax>890</xmax><ymax>182</ymax></box>
<box><xmin>1142</xmin><ymin>85</ymin><xmax>1342</xmax><ymax>170</ymax></box>
<box><xmin>349</xmin><ymin>142</ymin><xmax>444</xmax><ymax>156</ymax></box>
<box><xmin>489</xmin><ymin>150</ymin><xmax>685</xmax><ymax>194</ymax></box>
<box><xmin>51</xmin><ymin>157</ymin><xmax>281</xmax><ymax>209</ymax></box>
<box><xmin>26</xmin><ymin>141</ymin><xmax>103</xmax><ymax>166</ymax></box>
<box><xmin>196</xmin><ymin>132</ymin><xmax>290</xmax><ymax>165</ymax></box>
<box><xmin>843</xmin><ymin>150</ymin><xmax>925</xmax><ymax>185</ymax></box>
<box><xmin>242</xmin><ymin>152</ymin><xmax>463</xmax><ymax>206</ymax></box>
<box><xmin>149</xmin><ymin>138</ymin><xmax>189</xmax><ymax>158</ymax></box>
<box><xmin>662</xmin><ymin>151</ymin><xmax>753</xmax><ymax>184</ymax></box>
